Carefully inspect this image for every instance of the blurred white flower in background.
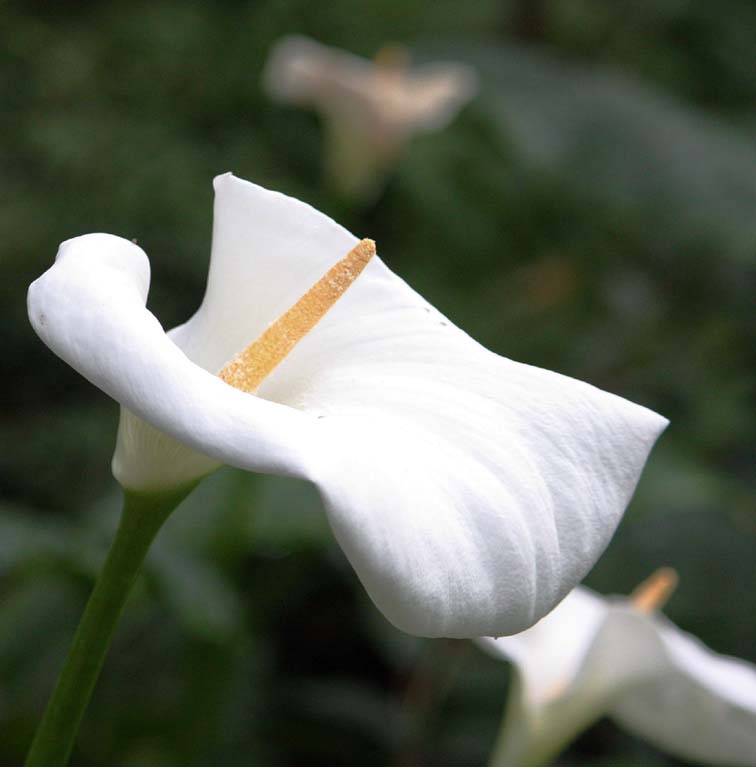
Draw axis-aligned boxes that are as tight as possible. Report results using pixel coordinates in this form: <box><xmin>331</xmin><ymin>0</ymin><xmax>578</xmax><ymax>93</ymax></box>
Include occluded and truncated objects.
<box><xmin>263</xmin><ymin>36</ymin><xmax>478</xmax><ymax>202</ymax></box>
<box><xmin>479</xmin><ymin>568</ymin><xmax>756</xmax><ymax>766</ymax></box>
<box><xmin>28</xmin><ymin>173</ymin><xmax>665</xmax><ymax>639</ymax></box>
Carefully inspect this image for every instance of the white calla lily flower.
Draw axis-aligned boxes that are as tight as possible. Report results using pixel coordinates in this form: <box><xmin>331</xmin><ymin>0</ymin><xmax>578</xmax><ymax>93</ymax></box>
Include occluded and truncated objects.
<box><xmin>263</xmin><ymin>36</ymin><xmax>478</xmax><ymax>201</ymax></box>
<box><xmin>28</xmin><ymin>173</ymin><xmax>666</xmax><ymax>639</ymax></box>
<box><xmin>479</xmin><ymin>570</ymin><xmax>756</xmax><ymax>766</ymax></box>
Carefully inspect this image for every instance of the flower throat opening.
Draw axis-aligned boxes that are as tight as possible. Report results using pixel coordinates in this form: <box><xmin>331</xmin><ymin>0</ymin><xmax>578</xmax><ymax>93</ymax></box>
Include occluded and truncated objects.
<box><xmin>219</xmin><ymin>238</ymin><xmax>376</xmax><ymax>393</ymax></box>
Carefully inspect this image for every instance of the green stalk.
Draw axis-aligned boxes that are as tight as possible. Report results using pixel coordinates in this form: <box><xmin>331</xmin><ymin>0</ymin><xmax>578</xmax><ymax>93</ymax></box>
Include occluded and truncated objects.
<box><xmin>24</xmin><ymin>483</ymin><xmax>197</xmax><ymax>767</ymax></box>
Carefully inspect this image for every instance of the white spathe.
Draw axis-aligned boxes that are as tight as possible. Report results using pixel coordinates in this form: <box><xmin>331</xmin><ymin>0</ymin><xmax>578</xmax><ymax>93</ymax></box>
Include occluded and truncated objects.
<box><xmin>263</xmin><ymin>36</ymin><xmax>478</xmax><ymax>200</ymax></box>
<box><xmin>479</xmin><ymin>586</ymin><xmax>756</xmax><ymax>766</ymax></box>
<box><xmin>27</xmin><ymin>173</ymin><xmax>667</xmax><ymax>639</ymax></box>
<box><xmin>264</xmin><ymin>36</ymin><xmax>478</xmax><ymax>138</ymax></box>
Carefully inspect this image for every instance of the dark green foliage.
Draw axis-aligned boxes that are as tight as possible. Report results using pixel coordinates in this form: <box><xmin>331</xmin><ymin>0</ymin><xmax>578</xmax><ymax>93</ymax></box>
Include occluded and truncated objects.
<box><xmin>1</xmin><ymin>1</ymin><xmax>754</xmax><ymax>765</ymax></box>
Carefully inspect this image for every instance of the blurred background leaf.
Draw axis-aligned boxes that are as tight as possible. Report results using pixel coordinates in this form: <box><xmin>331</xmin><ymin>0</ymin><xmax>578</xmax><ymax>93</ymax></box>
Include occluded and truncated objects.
<box><xmin>441</xmin><ymin>41</ymin><xmax>756</xmax><ymax>260</ymax></box>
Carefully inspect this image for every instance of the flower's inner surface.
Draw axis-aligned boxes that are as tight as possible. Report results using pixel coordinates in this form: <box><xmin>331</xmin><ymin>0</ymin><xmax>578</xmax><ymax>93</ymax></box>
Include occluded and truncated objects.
<box><xmin>630</xmin><ymin>567</ymin><xmax>679</xmax><ymax>614</ymax></box>
<box><xmin>219</xmin><ymin>238</ymin><xmax>375</xmax><ymax>393</ymax></box>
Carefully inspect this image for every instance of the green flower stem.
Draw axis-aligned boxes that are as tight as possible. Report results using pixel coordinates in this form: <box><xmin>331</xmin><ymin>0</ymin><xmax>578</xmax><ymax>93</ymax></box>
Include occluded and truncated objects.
<box><xmin>24</xmin><ymin>483</ymin><xmax>197</xmax><ymax>767</ymax></box>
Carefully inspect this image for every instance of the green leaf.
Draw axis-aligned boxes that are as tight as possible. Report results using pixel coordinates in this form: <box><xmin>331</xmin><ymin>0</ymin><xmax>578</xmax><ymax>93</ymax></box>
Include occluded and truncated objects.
<box><xmin>147</xmin><ymin>546</ymin><xmax>243</xmax><ymax>642</ymax></box>
<box><xmin>426</xmin><ymin>42</ymin><xmax>756</xmax><ymax>261</ymax></box>
<box><xmin>0</xmin><ymin>505</ymin><xmax>79</xmax><ymax>575</ymax></box>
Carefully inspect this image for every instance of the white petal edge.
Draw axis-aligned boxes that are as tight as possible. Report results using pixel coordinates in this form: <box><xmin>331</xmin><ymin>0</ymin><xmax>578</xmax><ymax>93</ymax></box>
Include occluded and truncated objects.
<box><xmin>477</xmin><ymin>587</ymin><xmax>610</xmax><ymax>706</ymax></box>
<box><xmin>27</xmin><ymin>233</ymin><xmax>323</xmax><ymax>486</ymax></box>
<box><xmin>262</xmin><ymin>36</ymin><xmax>372</xmax><ymax>107</ymax></box>
<box><xmin>611</xmin><ymin>614</ymin><xmax>756</xmax><ymax>765</ymax></box>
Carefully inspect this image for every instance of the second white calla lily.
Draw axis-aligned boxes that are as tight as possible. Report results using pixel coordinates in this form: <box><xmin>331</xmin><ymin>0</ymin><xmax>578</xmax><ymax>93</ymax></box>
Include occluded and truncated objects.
<box><xmin>28</xmin><ymin>173</ymin><xmax>666</xmax><ymax>638</ymax></box>
<box><xmin>264</xmin><ymin>36</ymin><xmax>478</xmax><ymax>201</ymax></box>
<box><xmin>479</xmin><ymin>572</ymin><xmax>756</xmax><ymax>766</ymax></box>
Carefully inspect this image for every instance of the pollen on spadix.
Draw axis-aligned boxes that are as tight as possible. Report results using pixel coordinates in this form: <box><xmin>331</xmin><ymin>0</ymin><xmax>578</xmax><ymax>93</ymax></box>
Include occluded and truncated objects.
<box><xmin>218</xmin><ymin>238</ymin><xmax>376</xmax><ymax>393</ymax></box>
<box><xmin>630</xmin><ymin>567</ymin><xmax>679</xmax><ymax>614</ymax></box>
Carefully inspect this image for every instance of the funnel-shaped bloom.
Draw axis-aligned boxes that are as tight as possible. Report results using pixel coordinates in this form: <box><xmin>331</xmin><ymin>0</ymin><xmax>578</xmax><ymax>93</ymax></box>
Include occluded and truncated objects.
<box><xmin>28</xmin><ymin>173</ymin><xmax>666</xmax><ymax>638</ymax></box>
<box><xmin>479</xmin><ymin>571</ymin><xmax>756</xmax><ymax>766</ymax></box>
<box><xmin>263</xmin><ymin>36</ymin><xmax>478</xmax><ymax>201</ymax></box>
